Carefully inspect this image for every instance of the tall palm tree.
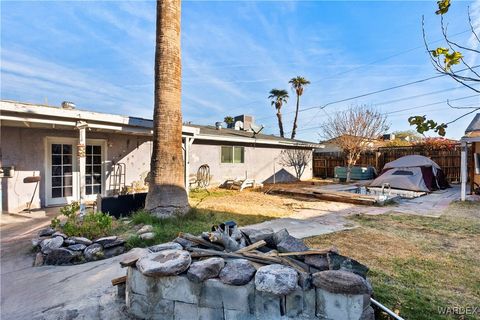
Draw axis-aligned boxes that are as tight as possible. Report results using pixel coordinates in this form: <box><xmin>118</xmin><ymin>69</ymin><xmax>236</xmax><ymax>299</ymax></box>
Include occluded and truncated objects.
<box><xmin>145</xmin><ymin>0</ymin><xmax>189</xmax><ymax>217</ymax></box>
<box><xmin>289</xmin><ymin>76</ymin><xmax>310</xmax><ymax>139</ymax></box>
<box><xmin>268</xmin><ymin>89</ymin><xmax>289</xmax><ymax>138</ymax></box>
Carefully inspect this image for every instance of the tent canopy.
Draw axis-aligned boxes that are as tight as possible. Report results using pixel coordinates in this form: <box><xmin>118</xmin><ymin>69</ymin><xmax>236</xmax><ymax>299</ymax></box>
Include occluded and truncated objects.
<box><xmin>383</xmin><ymin>155</ymin><xmax>441</xmax><ymax>170</ymax></box>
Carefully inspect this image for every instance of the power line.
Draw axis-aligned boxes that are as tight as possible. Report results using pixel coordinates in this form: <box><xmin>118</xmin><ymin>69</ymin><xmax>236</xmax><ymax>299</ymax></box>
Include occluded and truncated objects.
<box><xmin>257</xmin><ymin>65</ymin><xmax>479</xmax><ymax>122</ymax></box>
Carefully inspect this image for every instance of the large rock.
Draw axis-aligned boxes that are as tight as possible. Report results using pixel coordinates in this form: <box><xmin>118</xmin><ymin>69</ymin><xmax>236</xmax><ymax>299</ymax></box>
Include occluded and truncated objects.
<box><xmin>104</xmin><ymin>245</ymin><xmax>126</xmax><ymax>258</ymax></box>
<box><xmin>52</xmin><ymin>231</ymin><xmax>68</xmax><ymax>239</ymax></box>
<box><xmin>304</xmin><ymin>254</ymin><xmax>329</xmax><ymax>271</ymax></box>
<box><xmin>137</xmin><ymin>225</ymin><xmax>154</xmax><ymax>235</ymax></box>
<box><xmin>277</xmin><ymin>235</ymin><xmax>308</xmax><ymax>254</ymax></box>
<box><xmin>67</xmin><ymin>244</ymin><xmax>87</xmax><ymax>251</ymax></box>
<box><xmin>148</xmin><ymin>242</ymin><xmax>182</xmax><ymax>253</ymax></box>
<box><xmin>312</xmin><ymin>270</ymin><xmax>371</xmax><ymax>295</ymax></box>
<box><xmin>272</xmin><ymin>228</ymin><xmax>290</xmax><ymax>246</ymax></box>
<box><xmin>94</xmin><ymin>236</ymin><xmax>117</xmax><ymax>246</ymax></box>
<box><xmin>328</xmin><ymin>252</ymin><xmax>369</xmax><ymax>278</ymax></box>
<box><xmin>45</xmin><ymin>248</ymin><xmax>76</xmax><ymax>265</ymax></box>
<box><xmin>103</xmin><ymin>238</ymin><xmax>125</xmax><ymax>249</ymax></box>
<box><xmin>219</xmin><ymin>259</ymin><xmax>256</xmax><ymax>285</ymax></box>
<box><xmin>139</xmin><ymin>232</ymin><xmax>155</xmax><ymax>240</ymax></box>
<box><xmin>136</xmin><ymin>249</ymin><xmax>191</xmax><ymax>277</ymax></box>
<box><xmin>31</xmin><ymin>238</ymin><xmax>42</xmax><ymax>248</ymax></box>
<box><xmin>187</xmin><ymin>257</ymin><xmax>225</xmax><ymax>282</ymax></box>
<box><xmin>255</xmin><ymin>264</ymin><xmax>298</xmax><ymax>295</ymax></box>
<box><xmin>173</xmin><ymin>237</ymin><xmax>195</xmax><ymax>249</ymax></box>
<box><xmin>69</xmin><ymin>236</ymin><xmax>92</xmax><ymax>246</ymax></box>
<box><xmin>84</xmin><ymin>243</ymin><xmax>104</xmax><ymax>261</ymax></box>
<box><xmin>38</xmin><ymin>227</ymin><xmax>55</xmax><ymax>237</ymax></box>
<box><xmin>40</xmin><ymin>236</ymin><xmax>64</xmax><ymax>254</ymax></box>
<box><xmin>241</xmin><ymin>228</ymin><xmax>274</xmax><ymax>246</ymax></box>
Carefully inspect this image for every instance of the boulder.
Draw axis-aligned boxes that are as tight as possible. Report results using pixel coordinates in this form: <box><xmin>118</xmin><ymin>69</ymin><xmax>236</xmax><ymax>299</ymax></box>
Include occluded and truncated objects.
<box><xmin>45</xmin><ymin>248</ymin><xmax>76</xmax><ymax>265</ymax></box>
<box><xmin>38</xmin><ymin>227</ymin><xmax>55</xmax><ymax>237</ymax></box>
<box><xmin>64</xmin><ymin>238</ymin><xmax>76</xmax><ymax>245</ymax></box>
<box><xmin>241</xmin><ymin>228</ymin><xmax>274</xmax><ymax>246</ymax></box>
<box><xmin>173</xmin><ymin>237</ymin><xmax>196</xmax><ymax>249</ymax></box>
<box><xmin>277</xmin><ymin>235</ymin><xmax>308</xmax><ymax>254</ymax></box>
<box><xmin>148</xmin><ymin>242</ymin><xmax>182</xmax><ymax>253</ymax></box>
<box><xmin>84</xmin><ymin>243</ymin><xmax>104</xmax><ymax>261</ymax></box>
<box><xmin>33</xmin><ymin>252</ymin><xmax>45</xmax><ymax>266</ymax></box>
<box><xmin>312</xmin><ymin>270</ymin><xmax>371</xmax><ymax>295</ymax></box>
<box><xmin>52</xmin><ymin>231</ymin><xmax>68</xmax><ymax>239</ymax></box>
<box><xmin>255</xmin><ymin>264</ymin><xmax>298</xmax><ymax>295</ymax></box>
<box><xmin>136</xmin><ymin>249</ymin><xmax>191</xmax><ymax>277</ymax></box>
<box><xmin>103</xmin><ymin>238</ymin><xmax>125</xmax><ymax>249</ymax></box>
<box><xmin>272</xmin><ymin>228</ymin><xmax>290</xmax><ymax>246</ymax></box>
<box><xmin>67</xmin><ymin>244</ymin><xmax>87</xmax><ymax>251</ymax></box>
<box><xmin>31</xmin><ymin>238</ymin><xmax>42</xmax><ymax>248</ymax></box>
<box><xmin>94</xmin><ymin>236</ymin><xmax>117</xmax><ymax>246</ymax></box>
<box><xmin>304</xmin><ymin>254</ymin><xmax>329</xmax><ymax>271</ymax></box>
<box><xmin>136</xmin><ymin>225</ymin><xmax>154</xmax><ymax>235</ymax></box>
<box><xmin>104</xmin><ymin>245</ymin><xmax>126</xmax><ymax>258</ymax></box>
<box><xmin>40</xmin><ymin>236</ymin><xmax>64</xmax><ymax>254</ymax></box>
<box><xmin>219</xmin><ymin>259</ymin><xmax>256</xmax><ymax>285</ymax></box>
<box><xmin>328</xmin><ymin>252</ymin><xmax>369</xmax><ymax>278</ymax></box>
<box><xmin>139</xmin><ymin>232</ymin><xmax>155</xmax><ymax>240</ymax></box>
<box><xmin>69</xmin><ymin>236</ymin><xmax>92</xmax><ymax>246</ymax></box>
<box><xmin>187</xmin><ymin>257</ymin><xmax>225</xmax><ymax>282</ymax></box>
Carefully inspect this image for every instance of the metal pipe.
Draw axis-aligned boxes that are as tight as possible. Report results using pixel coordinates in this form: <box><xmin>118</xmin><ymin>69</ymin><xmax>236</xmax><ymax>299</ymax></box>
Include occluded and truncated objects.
<box><xmin>370</xmin><ymin>298</ymin><xmax>405</xmax><ymax>320</ymax></box>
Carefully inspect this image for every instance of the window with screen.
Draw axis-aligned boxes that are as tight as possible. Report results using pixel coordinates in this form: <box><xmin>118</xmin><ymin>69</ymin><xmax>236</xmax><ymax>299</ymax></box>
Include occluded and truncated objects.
<box><xmin>221</xmin><ymin>146</ymin><xmax>244</xmax><ymax>163</ymax></box>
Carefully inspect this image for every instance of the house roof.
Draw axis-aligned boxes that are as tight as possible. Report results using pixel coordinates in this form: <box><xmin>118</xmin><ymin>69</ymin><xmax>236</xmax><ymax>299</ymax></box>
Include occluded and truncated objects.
<box><xmin>465</xmin><ymin>113</ymin><xmax>480</xmax><ymax>134</ymax></box>
<box><xmin>0</xmin><ymin>100</ymin><xmax>319</xmax><ymax>148</ymax></box>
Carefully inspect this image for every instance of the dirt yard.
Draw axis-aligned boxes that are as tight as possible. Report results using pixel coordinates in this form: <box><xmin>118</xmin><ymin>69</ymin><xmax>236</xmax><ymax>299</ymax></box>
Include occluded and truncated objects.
<box><xmin>305</xmin><ymin>201</ymin><xmax>480</xmax><ymax>320</ymax></box>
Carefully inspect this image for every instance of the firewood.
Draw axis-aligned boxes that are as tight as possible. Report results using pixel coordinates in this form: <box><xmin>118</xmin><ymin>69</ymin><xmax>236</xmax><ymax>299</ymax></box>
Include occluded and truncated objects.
<box><xmin>179</xmin><ymin>233</ymin><xmax>225</xmax><ymax>251</ymax></box>
<box><xmin>266</xmin><ymin>248</ymin><xmax>334</xmax><ymax>257</ymax></box>
<box><xmin>235</xmin><ymin>240</ymin><xmax>267</xmax><ymax>253</ymax></box>
<box><xmin>111</xmin><ymin>275</ymin><xmax>127</xmax><ymax>286</ymax></box>
<box><xmin>186</xmin><ymin>247</ymin><xmax>273</xmax><ymax>265</ymax></box>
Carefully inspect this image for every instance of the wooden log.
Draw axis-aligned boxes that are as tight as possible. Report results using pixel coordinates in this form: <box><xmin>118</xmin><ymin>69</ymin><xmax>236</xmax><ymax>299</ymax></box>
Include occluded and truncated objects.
<box><xmin>266</xmin><ymin>248</ymin><xmax>334</xmax><ymax>257</ymax></box>
<box><xmin>241</xmin><ymin>251</ymin><xmax>283</xmax><ymax>264</ymax></box>
<box><xmin>111</xmin><ymin>275</ymin><xmax>127</xmax><ymax>286</ymax></box>
<box><xmin>235</xmin><ymin>240</ymin><xmax>267</xmax><ymax>253</ymax></box>
<box><xmin>186</xmin><ymin>247</ymin><xmax>274</xmax><ymax>265</ymax></box>
<box><xmin>179</xmin><ymin>232</ymin><xmax>224</xmax><ymax>251</ymax></box>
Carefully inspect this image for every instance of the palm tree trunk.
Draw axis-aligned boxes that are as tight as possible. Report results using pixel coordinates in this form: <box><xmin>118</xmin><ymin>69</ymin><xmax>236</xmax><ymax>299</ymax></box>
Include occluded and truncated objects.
<box><xmin>145</xmin><ymin>0</ymin><xmax>189</xmax><ymax>217</ymax></box>
<box><xmin>276</xmin><ymin>111</ymin><xmax>285</xmax><ymax>138</ymax></box>
<box><xmin>291</xmin><ymin>94</ymin><xmax>300</xmax><ymax>139</ymax></box>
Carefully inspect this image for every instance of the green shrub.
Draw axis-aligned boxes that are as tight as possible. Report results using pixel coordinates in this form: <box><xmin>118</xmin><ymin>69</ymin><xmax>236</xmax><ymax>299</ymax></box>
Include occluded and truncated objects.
<box><xmin>51</xmin><ymin>202</ymin><xmax>114</xmax><ymax>239</ymax></box>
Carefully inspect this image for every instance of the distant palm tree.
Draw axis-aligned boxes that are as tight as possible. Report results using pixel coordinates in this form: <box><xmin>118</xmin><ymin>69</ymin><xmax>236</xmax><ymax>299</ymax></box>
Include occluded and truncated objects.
<box><xmin>224</xmin><ymin>116</ymin><xmax>234</xmax><ymax>126</ymax></box>
<box><xmin>145</xmin><ymin>0</ymin><xmax>189</xmax><ymax>217</ymax></box>
<box><xmin>289</xmin><ymin>76</ymin><xmax>310</xmax><ymax>139</ymax></box>
<box><xmin>268</xmin><ymin>89</ymin><xmax>289</xmax><ymax>138</ymax></box>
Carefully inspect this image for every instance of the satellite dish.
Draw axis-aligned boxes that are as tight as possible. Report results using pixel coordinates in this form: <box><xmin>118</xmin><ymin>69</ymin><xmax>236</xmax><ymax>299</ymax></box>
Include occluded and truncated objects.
<box><xmin>234</xmin><ymin>121</ymin><xmax>243</xmax><ymax>130</ymax></box>
<box><xmin>251</xmin><ymin>123</ymin><xmax>264</xmax><ymax>137</ymax></box>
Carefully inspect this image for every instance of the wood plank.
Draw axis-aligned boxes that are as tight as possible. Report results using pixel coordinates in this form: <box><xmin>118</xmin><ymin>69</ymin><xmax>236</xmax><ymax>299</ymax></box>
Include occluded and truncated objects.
<box><xmin>111</xmin><ymin>275</ymin><xmax>127</xmax><ymax>286</ymax></box>
<box><xmin>235</xmin><ymin>240</ymin><xmax>267</xmax><ymax>253</ymax></box>
<box><xmin>267</xmin><ymin>248</ymin><xmax>334</xmax><ymax>257</ymax></box>
<box><xmin>179</xmin><ymin>233</ymin><xmax>224</xmax><ymax>251</ymax></box>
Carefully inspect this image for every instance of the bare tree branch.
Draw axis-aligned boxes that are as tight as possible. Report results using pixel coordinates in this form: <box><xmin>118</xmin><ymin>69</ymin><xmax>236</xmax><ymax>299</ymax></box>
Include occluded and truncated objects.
<box><xmin>279</xmin><ymin>149</ymin><xmax>312</xmax><ymax>180</ymax></box>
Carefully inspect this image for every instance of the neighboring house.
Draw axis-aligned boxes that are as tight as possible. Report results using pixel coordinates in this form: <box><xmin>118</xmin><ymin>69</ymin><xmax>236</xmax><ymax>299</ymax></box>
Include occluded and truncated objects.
<box><xmin>0</xmin><ymin>100</ymin><xmax>318</xmax><ymax>213</ymax></box>
<box><xmin>460</xmin><ymin>113</ymin><xmax>480</xmax><ymax>201</ymax></box>
<box><xmin>315</xmin><ymin>135</ymin><xmax>385</xmax><ymax>154</ymax></box>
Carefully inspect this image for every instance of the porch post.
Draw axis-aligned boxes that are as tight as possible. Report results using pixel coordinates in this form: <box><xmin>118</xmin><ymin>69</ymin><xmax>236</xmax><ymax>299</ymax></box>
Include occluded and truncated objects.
<box><xmin>184</xmin><ymin>137</ymin><xmax>192</xmax><ymax>195</ymax></box>
<box><xmin>460</xmin><ymin>140</ymin><xmax>467</xmax><ymax>201</ymax></box>
<box><xmin>76</xmin><ymin>121</ymin><xmax>88</xmax><ymax>215</ymax></box>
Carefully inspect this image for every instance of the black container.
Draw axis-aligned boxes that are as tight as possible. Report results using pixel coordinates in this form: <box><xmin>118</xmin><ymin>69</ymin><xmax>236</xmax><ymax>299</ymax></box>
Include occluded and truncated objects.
<box><xmin>99</xmin><ymin>193</ymin><xmax>147</xmax><ymax>218</ymax></box>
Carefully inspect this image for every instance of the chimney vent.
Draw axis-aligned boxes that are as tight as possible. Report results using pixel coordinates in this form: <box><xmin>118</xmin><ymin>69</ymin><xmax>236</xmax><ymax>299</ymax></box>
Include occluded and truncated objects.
<box><xmin>61</xmin><ymin>101</ymin><xmax>76</xmax><ymax>109</ymax></box>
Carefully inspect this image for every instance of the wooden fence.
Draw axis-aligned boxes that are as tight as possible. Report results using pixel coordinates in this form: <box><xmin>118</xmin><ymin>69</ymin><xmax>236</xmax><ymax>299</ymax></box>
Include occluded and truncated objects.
<box><xmin>313</xmin><ymin>144</ymin><xmax>471</xmax><ymax>183</ymax></box>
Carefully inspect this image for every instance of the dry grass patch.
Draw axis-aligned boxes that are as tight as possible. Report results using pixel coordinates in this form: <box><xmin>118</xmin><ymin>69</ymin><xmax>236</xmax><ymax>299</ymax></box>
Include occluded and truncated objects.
<box><xmin>305</xmin><ymin>202</ymin><xmax>480</xmax><ymax>320</ymax></box>
<box><xmin>189</xmin><ymin>188</ymin><xmax>320</xmax><ymax>218</ymax></box>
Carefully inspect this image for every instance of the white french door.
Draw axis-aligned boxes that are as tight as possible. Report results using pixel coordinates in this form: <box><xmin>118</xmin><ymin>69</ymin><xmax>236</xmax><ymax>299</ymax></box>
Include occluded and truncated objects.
<box><xmin>46</xmin><ymin>138</ymin><xmax>106</xmax><ymax>206</ymax></box>
<box><xmin>46</xmin><ymin>138</ymin><xmax>78</xmax><ymax>206</ymax></box>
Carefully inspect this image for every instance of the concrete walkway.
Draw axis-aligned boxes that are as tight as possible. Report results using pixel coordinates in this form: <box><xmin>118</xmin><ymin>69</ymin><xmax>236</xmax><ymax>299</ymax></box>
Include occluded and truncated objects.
<box><xmin>0</xmin><ymin>210</ymin><xmax>131</xmax><ymax>320</ymax></box>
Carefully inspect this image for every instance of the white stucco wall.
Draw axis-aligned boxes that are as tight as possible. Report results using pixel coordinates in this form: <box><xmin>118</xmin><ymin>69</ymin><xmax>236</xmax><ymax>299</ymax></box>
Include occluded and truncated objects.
<box><xmin>1</xmin><ymin>126</ymin><xmax>313</xmax><ymax>212</ymax></box>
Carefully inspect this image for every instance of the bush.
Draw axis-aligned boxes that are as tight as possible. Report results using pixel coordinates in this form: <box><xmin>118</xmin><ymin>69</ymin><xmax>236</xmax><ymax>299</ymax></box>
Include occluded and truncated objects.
<box><xmin>51</xmin><ymin>202</ymin><xmax>114</xmax><ymax>239</ymax></box>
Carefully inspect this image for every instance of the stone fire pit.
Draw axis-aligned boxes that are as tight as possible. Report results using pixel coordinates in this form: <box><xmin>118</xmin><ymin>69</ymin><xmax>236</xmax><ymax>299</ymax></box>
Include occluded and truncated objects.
<box><xmin>121</xmin><ymin>224</ymin><xmax>374</xmax><ymax>320</ymax></box>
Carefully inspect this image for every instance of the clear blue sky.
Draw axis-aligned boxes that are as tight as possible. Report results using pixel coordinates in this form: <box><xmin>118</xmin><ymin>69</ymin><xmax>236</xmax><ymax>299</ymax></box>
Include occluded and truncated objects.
<box><xmin>1</xmin><ymin>0</ymin><xmax>479</xmax><ymax>141</ymax></box>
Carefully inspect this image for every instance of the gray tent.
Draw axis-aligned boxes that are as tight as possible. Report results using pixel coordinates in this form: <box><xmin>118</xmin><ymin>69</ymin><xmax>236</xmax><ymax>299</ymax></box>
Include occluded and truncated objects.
<box><xmin>369</xmin><ymin>155</ymin><xmax>449</xmax><ymax>192</ymax></box>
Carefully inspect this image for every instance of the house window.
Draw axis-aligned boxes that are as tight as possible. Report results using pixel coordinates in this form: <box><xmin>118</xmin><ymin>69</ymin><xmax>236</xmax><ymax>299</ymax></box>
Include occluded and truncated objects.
<box><xmin>85</xmin><ymin>145</ymin><xmax>102</xmax><ymax>195</ymax></box>
<box><xmin>221</xmin><ymin>146</ymin><xmax>244</xmax><ymax>163</ymax></box>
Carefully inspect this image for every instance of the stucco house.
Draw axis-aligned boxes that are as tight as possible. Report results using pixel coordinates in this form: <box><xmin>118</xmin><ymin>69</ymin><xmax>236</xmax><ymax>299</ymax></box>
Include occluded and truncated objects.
<box><xmin>0</xmin><ymin>100</ymin><xmax>318</xmax><ymax>213</ymax></box>
<box><xmin>460</xmin><ymin>113</ymin><xmax>480</xmax><ymax>201</ymax></box>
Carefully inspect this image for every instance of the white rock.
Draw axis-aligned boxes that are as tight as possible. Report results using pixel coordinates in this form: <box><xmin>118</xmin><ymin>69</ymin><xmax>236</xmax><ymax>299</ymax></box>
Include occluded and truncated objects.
<box><xmin>136</xmin><ymin>249</ymin><xmax>191</xmax><ymax>277</ymax></box>
<box><xmin>137</xmin><ymin>225</ymin><xmax>154</xmax><ymax>235</ymax></box>
<box><xmin>139</xmin><ymin>232</ymin><xmax>155</xmax><ymax>240</ymax></box>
